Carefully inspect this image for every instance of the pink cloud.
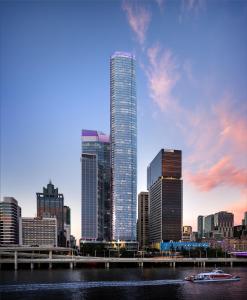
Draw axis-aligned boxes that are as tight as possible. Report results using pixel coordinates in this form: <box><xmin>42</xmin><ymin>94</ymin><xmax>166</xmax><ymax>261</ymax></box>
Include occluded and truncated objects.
<box><xmin>187</xmin><ymin>156</ymin><xmax>247</xmax><ymax>192</ymax></box>
<box><xmin>122</xmin><ymin>0</ymin><xmax>151</xmax><ymax>45</ymax></box>
<box><xmin>146</xmin><ymin>44</ymin><xmax>180</xmax><ymax>111</ymax></box>
<box><xmin>226</xmin><ymin>190</ymin><xmax>247</xmax><ymax>225</ymax></box>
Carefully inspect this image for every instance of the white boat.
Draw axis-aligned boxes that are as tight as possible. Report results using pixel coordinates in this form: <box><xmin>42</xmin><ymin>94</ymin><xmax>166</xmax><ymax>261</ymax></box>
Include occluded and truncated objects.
<box><xmin>185</xmin><ymin>268</ymin><xmax>240</xmax><ymax>283</ymax></box>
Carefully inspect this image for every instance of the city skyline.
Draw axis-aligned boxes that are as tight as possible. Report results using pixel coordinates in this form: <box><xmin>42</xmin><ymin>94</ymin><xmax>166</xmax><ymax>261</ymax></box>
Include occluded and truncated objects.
<box><xmin>1</xmin><ymin>0</ymin><xmax>247</xmax><ymax>241</ymax></box>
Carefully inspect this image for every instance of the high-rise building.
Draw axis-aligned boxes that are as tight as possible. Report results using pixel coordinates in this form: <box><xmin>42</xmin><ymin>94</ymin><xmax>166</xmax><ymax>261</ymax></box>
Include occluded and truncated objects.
<box><xmin>137</xmin><ymin>192</ymin><xmax>149</xmax><ymax>249</ymax></box>
<box><xmin>21</xmin><ymin>217</ymin><xmax>57</xmax><ymax>247</ymax></box>
<box><xmin>214</xmin><ymin>211</ymin><xmax>234</xmax><ymax>238</ymax></box>
<box><xmin>147</xmin><ymin>149</ymin><xmax>182</xmax><ymax>243</ymax></box>
<box><xmin>110</xmin><ymin>52</ymin><xmax>137</xmax><ymax>241</ymax></box>
<box><xmin>0</xmin><ymin>197</ymin><xmax>21</xmax><ymax>245</ymax></box>
<box><xmin>204</xmin><ymin>214</ymin><xmax>214</xmax><ymax>238</ymax></box>
<box><xmin>81</xmin><ymin>129</ymin><xmax>111</xmax><ymax>241</ymax></box>
<box><xmin>37</xmin><ymin>181</ymin><xmax>65</xmax><ymax>246</ymax></box>
<box><xmin>197</xmin><ymin>215</ymin><xmax>204</xmax><ymax>239</ymax></box>
<box><xmin>64</xmin><ymin>205</ymin><xmax>71</xmax><ymax>247</ymax></box>
<box><xmin>244</xmin><ymin>212</ymin><xmax>247</xmax><ymax>226</ymax></box>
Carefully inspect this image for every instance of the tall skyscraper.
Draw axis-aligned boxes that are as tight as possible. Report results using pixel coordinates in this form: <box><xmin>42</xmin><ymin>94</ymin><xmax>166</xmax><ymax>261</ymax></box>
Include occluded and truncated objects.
<box><xmin>0</xmin><ymin>197</ymin><xmax>21</xmax><ymax>245</ymax></box>
<box><xmin>137</xmin><ymin>192</ymin><xmax>149</xmax><ymax>249</ymax></box>
<box><xmin>110</xmin><ymin>52</ymin><xmax>137</xmax><ymax>241</ymax></box>
<box><xmin>244</xmin><ymin>212</ymin><xmax>247</xmax><ymax>226</ymax></box>
<box><xmin>197</xmin><ymin>215</ymin><xmax>204</xmax><ymax>239</ymax></box>
<box><xmin>37</xmin><ymin>181</ymin><xmax>65</xmax><ymax>246</ymax></box>
<box><xmin>81</xmin><ymin>129</ymin><xmax>111</xmax><ymax>241</ymax></box>
<box><xmin>64</xmin><ymin>205</ymin><xmax>71</xmax><ymax>247</ymax></box>
<box><xmin>147</xmin><ymin>149</ymin><xmax>182</xmax><ymax>243</ymax></box>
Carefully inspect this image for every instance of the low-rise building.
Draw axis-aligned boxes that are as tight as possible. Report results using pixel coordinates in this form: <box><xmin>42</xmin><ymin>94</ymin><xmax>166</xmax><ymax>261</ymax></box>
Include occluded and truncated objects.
<box><xmin>21</xmin><ymin>217</ymin><xmax>57</xmax><ymax>247</ymax></box>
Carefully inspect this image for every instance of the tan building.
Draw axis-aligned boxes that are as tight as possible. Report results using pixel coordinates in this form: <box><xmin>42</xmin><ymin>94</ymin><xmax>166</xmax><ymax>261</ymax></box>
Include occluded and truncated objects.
<box><xmin>182</xmin><ymin>226</ymin><xmax>192</xmax><ymax>241</ymax></box>
<box><xmin>137</xmin><ymin>192</ymin><xmax>149</xmax><ymax>249</ymax></box>
<box><xmin>21</xmin><ymin>217</ymin><xmax>57</xmax><ymax>247</ymax></box>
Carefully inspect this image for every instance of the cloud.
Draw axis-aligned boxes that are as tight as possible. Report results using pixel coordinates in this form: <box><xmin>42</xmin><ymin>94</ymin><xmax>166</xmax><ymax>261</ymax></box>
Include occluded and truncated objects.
<box><xmin>187</xmin><ymin>156</ymin><xmax>247</xmax><ymax>192</ymax></box>
<box><xmin>179</xmin><ymin>0</ymin><xmax>206</xmax><ymax>22</ymax></box>
<box><xmin>226</xmin><ymin>189</ymin><xmax>247</xmax><ymax>225</ymax></box>
<box><xmin>122</xmin><ymin>0</ymin><xmax>151</xmax><ymax>45</ymax></box>
<box><xmin>145</xmin><ymin>44</ymin><xmax>180</xmax><ymax>111</ymax></box>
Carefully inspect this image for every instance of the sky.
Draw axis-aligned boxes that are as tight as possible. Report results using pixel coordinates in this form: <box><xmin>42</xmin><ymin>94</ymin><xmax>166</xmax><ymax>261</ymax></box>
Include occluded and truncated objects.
<box><xmin>1</xmin><ymin>0</ymin><xmax>247</xmax><ymax>241</ymax></box>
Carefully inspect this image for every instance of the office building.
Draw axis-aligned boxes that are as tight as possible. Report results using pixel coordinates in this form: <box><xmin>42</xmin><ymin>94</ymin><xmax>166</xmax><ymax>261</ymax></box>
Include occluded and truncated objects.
<box><xmin>64</xmin><ymin>205</ymin><xmax>71</xmax><ymax>247</ymax></box>
<box><xmin>137</xmin><ymin>192</ymin><xmax>149</xmax><ymax>249</ymax></box>
<box><xmin>0</xmin><ymin>197</ymin><xmax>21</xmax><ymax>245</ymax></box>
<box><xmin>244</xmin><ymin>212</ymin><xmax>247</xmax><ymax>226</ymax></box>
<box><xmin>110</xmin><ymin>52</ymin><xmax>137</xmax><ymax>241</ymax></box>
<box><xmin>81</xmin><ymin>130</ymin><xmax>111</xmax><ymax>241</ymax></box>
<box><xmin>37</xmin><ymin>181</ymin><xmax>65</xmax><ymax>246</ymax></box>
<box><xmin>182</xmin><ymin>226</ymin><xmax>192</xmax><ymax>241</ymax></box>
<box><xmin>214</xmin><ymin>211</ymin><xmax>234</xmax><ymax>238</ymax></box>
<box><xmin>147</xmin><ymin>149</ymin><xmax>182</xmax><ymax>243</ymax></box>
<box><xmin>204</xmin><ymin>214</ymin><xmax>214</xmax><ymax>238</ymax></box>
<box><xmin>197</xmin><ymin>215</ymin><xmax>204</xmax><ymax>239</ymax></box>
<box><xmin>21</xmin><ymin>217</ymin><xmax>57</xmax><ymax>247</ymax></box>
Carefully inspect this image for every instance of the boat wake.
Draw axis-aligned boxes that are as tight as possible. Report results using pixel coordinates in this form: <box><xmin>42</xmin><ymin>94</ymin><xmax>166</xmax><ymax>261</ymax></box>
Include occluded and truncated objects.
<box><xmin>0</xmin><ymin>279</ymin><xmax>185</xmax><ymax>292</ymax></box>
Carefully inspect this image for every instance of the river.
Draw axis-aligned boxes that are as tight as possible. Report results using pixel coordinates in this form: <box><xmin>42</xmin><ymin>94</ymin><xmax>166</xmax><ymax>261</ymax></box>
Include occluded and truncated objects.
<box><xmin>0</xmin><ymin>266</ymin><xmax>246</xmax><ymax>299</ymax></box>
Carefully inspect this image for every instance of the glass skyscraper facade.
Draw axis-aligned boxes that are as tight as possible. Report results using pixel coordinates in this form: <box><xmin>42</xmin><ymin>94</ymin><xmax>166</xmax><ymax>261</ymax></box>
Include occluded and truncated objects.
<box><xmin>147</xmin><ymin>149</ymin><xmax>182</xmax><ymax>243</ymax></box>
<box><xmin>110</xmin><ymin>52</ymin><xmax>137</xmax><ymax>241</ymax></box>
<box><xmin>81</xmin><ymin>130</ymin><xmax>111</xmax><ymax>241</ymax></box>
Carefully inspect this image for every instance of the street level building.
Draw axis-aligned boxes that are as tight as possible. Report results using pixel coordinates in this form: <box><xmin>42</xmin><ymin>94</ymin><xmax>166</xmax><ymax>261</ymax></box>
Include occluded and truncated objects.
<box><xmin>110</xmin><ymin>52</ymin><xmax>137</xmax><ymax>241</ymax></box>
<box><xmin>137</xmin><ymin>192</ymin><xmax>149</xmax><ymax>249</ymax></box>
<box><xmin>37</xmin><ymin>181</ymin><xmax>64</xmax><ymax>246</ymax></box>
<box><xmin>147</xmin><ymin>149</ymin><xmax>182</xmax><ymax>243</ymax></box>
<box><xmin>81</xmin><ymin>130</ymin><xmax>111</xmax><ymax>241</ymax></box>
<box><xmin>0</xmin><ymin>197</ymin><xmax>21</xmax><ymax>245</ymax></box>
<box><xmin>21</xmin><ymin>217</ymin><xmax>57</xmax><ymax>247</ymax></box>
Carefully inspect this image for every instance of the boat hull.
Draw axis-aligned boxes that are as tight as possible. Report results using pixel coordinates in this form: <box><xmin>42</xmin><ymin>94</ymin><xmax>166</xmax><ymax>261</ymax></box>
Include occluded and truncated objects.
<box><xmin>192</xmin><ymin>278</ymin><xmax>240</xmax><ymax>283</ymax></box>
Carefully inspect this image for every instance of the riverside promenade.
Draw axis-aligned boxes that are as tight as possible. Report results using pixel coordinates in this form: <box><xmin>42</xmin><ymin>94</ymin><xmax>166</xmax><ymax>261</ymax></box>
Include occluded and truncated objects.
<box><xmin>1</xmin><ymin>247</ymin><xmax>246</xmax><ymax>270</ymax></box>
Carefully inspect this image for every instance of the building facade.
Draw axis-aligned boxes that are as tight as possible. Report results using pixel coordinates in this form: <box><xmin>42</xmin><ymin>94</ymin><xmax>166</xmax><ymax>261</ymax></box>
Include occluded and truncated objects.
<box><xmin>37</xmin><ymin>181</ymin><xmax>64</xmax><ymax>246</ymax></box>
<box><xmin>110</xmin><ymin>52</ymin><xmax>137</xmax><ymax>241</ymax></box>
<box><xmin>197</xmin><ymin>215</ymin><xmax>204</xmax><ymax>240</ymax></box>
<box><xmin>204</xmin><ymin>214</ymin><xmax>214</xmax><ymax>238</ymax></box>
<box><xmin>81</xmin><ymin>130</ymin><xmax>111</xmax><ymax>241</ymax></box>
<box><xmin>182</xmin><ymin>226</ymin><xmax>192</xmax><ymax>241</ymax></box>
<box><xmin>0</xmin><ymin>197</ymin><xmax>21</xmax><ymax>245</ymax></box>
<box><xmin>214</xmin><ymin>211</ymin><xmax>234</xmax><ymax>238</ymax></box>
<box><xmin>137</xmin><ymin>192</ymin><xmax>149</xmax><ymax>249</ymax></box>
<box><xmin>21</xmin><ymin>217</ymin><xmax>57</xmax><ymax>247</ymax></box>
<box><xmin>64</xmin><ymin>205</ymin><xmax>71</xmax><ymax>247</ymax></box>
<box><xmin>147</xmin><ymin>149</ymin><xmax>182</xmax><ymax>243</ymax></box>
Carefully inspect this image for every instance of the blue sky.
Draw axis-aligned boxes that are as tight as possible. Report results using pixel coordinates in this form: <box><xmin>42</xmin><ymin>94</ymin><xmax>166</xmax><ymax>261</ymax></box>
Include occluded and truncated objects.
<box><xmin>1</xmin><ymin>0</ymin><xmax>247</xmax><ymax>241</ymax></box>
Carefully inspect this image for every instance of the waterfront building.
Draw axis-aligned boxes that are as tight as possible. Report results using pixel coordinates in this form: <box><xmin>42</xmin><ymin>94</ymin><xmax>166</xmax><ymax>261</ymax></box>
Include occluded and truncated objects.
<box><xmin>37</xmin><ymin>181</ymin><xmax>65</xmax><ymax>246</ymax></box>
<box><xmin>21</xmin><ymin>217</ymin><xmax>57</xmax><ymax>247</ymax></box>
<box><xmin>182</xmin><ymin>226</ymin><xmax>192</xmax><ymax>241</ymax></box>
<box><xmin>81</xmin><ymin>129</ymin><xmax>111</xmax><ymax>241</ymax></box>
<box><xmin>147</xmin><ymin>149</ymin><xmax>182</xmax><ymax>243</ymax></box>
<box><xmin>64</xmin><ymin>205</ymin><xmax>71</xmax><ymax>247</ymax></box>
<box><xmin>0</xmin><ymin>197</ymin><xmax>21</xmax><ymax>245</ymax></box>
<box><xmin>137</xmin><ymin>192</ymin><xmax>149</xmax><ymax>249</ymax></box>
<box><xmin>197</xmin><ymin>215</ymin><xmax>204</xmax><ymax>240</ymax></box>
<box><xmin>110</xmin><ymin>51</ymin><xmax>137</xmax><ymax>241</ymax></box>
<box><xmin>214</xmin><ymin>211</ymin><xmax>234</xmax><ymax>238</ymax></box>
<box><xmin>204</xmin><ymin>214</ymin><xmax>214</xmax><ymax>238</ymax></box>
<box><xmin>244</xmin><ymin>212</ymin><xmax>247</xmax><ymax>226</ymax></box>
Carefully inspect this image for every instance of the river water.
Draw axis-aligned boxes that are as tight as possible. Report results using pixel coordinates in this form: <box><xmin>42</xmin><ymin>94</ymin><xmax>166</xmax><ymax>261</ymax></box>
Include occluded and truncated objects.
<box><xmin>0</xmin><ymin>266</ymin><xmax>246</xmax><ymax>300</ymax></box>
